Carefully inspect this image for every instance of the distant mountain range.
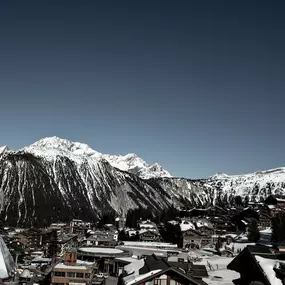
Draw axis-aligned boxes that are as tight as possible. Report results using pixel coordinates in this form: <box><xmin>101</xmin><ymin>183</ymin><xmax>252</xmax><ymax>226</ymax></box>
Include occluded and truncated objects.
<box><xmin>0</xmin><ymin>136</ymin><xmax>285</xmax><ymax>227</ymax></box>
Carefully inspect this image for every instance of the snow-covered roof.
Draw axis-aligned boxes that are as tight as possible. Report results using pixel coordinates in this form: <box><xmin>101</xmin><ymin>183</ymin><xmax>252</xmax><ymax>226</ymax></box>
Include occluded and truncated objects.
<box><xmin>138</xmin><ymin>229</ymin><xmax>159</xmax><ymax>235</ymax></box>
<box><xmin>122</xmin><ymin>241</ymin><xmax>177</xmax><ymax>248</ymax></box>
<box><xmin>54</xmin><ymin>263</ymin><xmax>90</xmax><ymax>270</ymax></box>
<box><xmin>255</xmin><ymin>256</ymin><xmax>282</xmax><ymax>285</ymax></box>
<box><xmin>180</xmin><ymin>220</ymin><xmax>195</xmax><ymax>232</ymax></box>
<box><xmin>79</xmin><ymin>247</ymin><xmax>123</xmax><ymax>254</ymax></box>
<box><xmin>124</xmin><ymin>259</ymin><xmax>144</xmax><ymax>274</ymax></box>
<box><xmin>260</xmin><ymin>228</ymin><xmax>272</xmax><ymax>234</ymax></box>
<box><xmin>124</xmin><ymin>269</ymin><xmax>162</xmax><ymax>285</ymax></box>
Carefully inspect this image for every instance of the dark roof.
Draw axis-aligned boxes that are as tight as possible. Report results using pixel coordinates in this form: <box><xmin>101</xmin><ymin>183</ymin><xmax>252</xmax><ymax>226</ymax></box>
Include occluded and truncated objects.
<box><xmin>227</xmin><ymin>244</ymin><xmax>278</xmax><ymax>273</ymax></box>
<box><xmin>139</xmin><ymin>255</ymin><xmax>169</xmax><ymax>274</ymax></box>
<box><xmin>134</xmin><ymin>266</ymin><xmax>202</xmax><ymax>285</ymax></box>
<box><xmin>247</xmin><ymin>245</ymin><xmax>275</xmax><ymax>254</ymax></box>
<box><xmin>168</xmin><ymin>261</ymin><xmax>208</xmax><ymax>278</ymax></box>
<box><xmin>137</xmin><ymin>254</ymin><xmax>207</xmax><ymax>285</ymax></box>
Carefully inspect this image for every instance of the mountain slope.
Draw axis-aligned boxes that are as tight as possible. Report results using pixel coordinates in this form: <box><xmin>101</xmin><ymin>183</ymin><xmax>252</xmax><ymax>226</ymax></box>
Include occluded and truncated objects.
<box><xmin>25</xmin><ymin>137</ymin><xmax>171</xmax><ymax>179</ymax></box>
<box><xmin>0</xmin><ymin>138</ymin><xmax>175</xmax><ymax>227</ymax></box>
<box><xmin>0</xmin><ymin>137</ymin><xmax>285</xmax><ymax>227</ymax></box>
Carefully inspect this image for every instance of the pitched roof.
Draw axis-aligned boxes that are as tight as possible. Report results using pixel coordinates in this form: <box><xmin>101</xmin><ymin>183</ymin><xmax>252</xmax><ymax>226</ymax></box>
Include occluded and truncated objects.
<box><xmin>128</xmin><ymin>266</ymin><xmax>202</xmax><ymax>285</ymax></box>
<box><xmin>167</xmin><ymin>261</ymin><xmax>208</xmax><ymax>278</ymax></box>
<box><xmin>130</xmin><ymin>255</ymin><xmax>207</xmax><ymax>285</ymax></box>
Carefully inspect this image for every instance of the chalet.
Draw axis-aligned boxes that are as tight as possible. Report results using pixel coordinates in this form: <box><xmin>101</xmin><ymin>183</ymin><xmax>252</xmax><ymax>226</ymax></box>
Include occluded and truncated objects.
<box><xmin>182</xmin><ymin>229</ymin><xmax>211</xmax><ymax>249</ymax></box>
<box><xmin>86</xmin><ymin>230</ymin><xmax>118</xmax><ymax>246</ymax></box>
<box><xmin>138</xmin><ymin>229</ymin><xmax>161</xmax><ymax>242</ymax></box>
<box><xmin>120</xmin><ymin>254</ymin><xmax>208</xmax><ymax>285</ymax></box>
<box><xmin>265</xmin><ymin>195</ymin><xmax>285</xmax><ymax>216</ymax></box>
<box><xmin>86</xmin><ymin>235</ymin><xmax>116</xmax><ymax>247</ymax></box>
<box><xmin>196</xmin><ymin>226</ymin><xmax>214</xmax><ymax>236</ymax></box>
<box><xmin>70</xmin><ymin>219</ymin><xmax>91</xmax><ymax>234</ymax></box>
<box><xmin>12</xmin><ymin>228</ymin><xmax>55</xmax><ymax>251</ymax></box>
<box><xmin>138</xmin><ymin>220</ymin><xmax>158</xmax><ymax>231</ymax></box>
<box><xmin>227</xmin><ymin>245</ymin><xmax>284</xmax><ymax>285</ymax></box>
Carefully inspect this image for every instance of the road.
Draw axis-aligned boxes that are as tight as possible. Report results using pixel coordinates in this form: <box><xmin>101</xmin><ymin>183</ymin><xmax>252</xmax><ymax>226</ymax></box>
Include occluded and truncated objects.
<box><xmin>106</xmin><ymin>276</ymin><xmax>118</xmax><ymax>285</ymax></box>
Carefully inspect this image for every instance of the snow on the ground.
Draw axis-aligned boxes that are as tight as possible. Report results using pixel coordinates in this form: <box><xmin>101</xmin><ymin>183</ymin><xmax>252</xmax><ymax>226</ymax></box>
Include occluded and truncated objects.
<box><xmin>230</xmin><ymin>242</ymin><xmax>255</xmax><ymax>253</ymax></box>
<box><xmin>195</xmin><ymin>255</ymin><xmax>239</xmax><ymax>285</ymax></box>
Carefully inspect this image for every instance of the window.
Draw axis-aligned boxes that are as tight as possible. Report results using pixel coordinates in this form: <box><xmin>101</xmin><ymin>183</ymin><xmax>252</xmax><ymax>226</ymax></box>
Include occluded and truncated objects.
<box><xmin>54</xmin><ymin>272</ymin><xmax>65</xmax><ymax>277</ymax></box>
<box><xmin>154</xmin><ymin>279</ymin><xmax>167</xmax><ymax>285</ymax></box>
<box><xmin>76</xmin><ymin>273</ymin><xmax>84</xmax><ymax>278</ymax></box>
<box><xmin>67</xmin><ymin>272</ymin><xmax>76</xmax><ymax>277</ymax></box>
<box><xmin>85</xmin><ymin>273</ymin><xmax>91</xmax><ymax>279</ymax></box>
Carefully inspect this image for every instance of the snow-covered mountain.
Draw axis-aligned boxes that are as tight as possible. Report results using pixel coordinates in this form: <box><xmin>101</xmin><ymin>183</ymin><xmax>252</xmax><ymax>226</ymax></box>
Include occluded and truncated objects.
<box><xmin>24</xmin><ymin>137</ymin><xmax>171</xmax><ymax>179</ymax></box>
<box><xmin>0</xmin><ymin>146</ymin><xmax>8</xmax><ymax>155</ymax></box>
<box><xmin>0</xmin><ymin>137</ymin><xmax>177</xmax><ymax>227</ymax></box>
<box><xmin>103</xmin><ymin>153</ymin><xmax>172</xmax><ymax>179</ymax></box>
<box><xmin>0</xmin><ymin>136</ymin><xmax>285</xmax><ymax>227</ymax></box>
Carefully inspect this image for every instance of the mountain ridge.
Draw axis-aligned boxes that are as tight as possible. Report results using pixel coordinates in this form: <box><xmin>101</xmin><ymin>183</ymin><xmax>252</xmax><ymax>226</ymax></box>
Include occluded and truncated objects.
<box><xmin>0</xmin><ymin>136</ymin><xmax>285</xmax><ymax>227</ymax></box>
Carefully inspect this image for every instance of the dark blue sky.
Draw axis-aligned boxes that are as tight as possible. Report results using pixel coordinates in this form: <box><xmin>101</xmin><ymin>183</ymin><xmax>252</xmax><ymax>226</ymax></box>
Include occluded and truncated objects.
<box><xmin>0</xmin><ymin>0</ymin><xmax>284</xmax><ymax>178</ymax></box>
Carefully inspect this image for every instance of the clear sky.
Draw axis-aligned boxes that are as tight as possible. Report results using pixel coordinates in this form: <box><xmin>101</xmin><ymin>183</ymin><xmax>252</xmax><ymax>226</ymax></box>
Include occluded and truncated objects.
<box><xmin>0</xmin><ymin>0</ymin><xmax>284</xmax><ymax>178</ymax></box>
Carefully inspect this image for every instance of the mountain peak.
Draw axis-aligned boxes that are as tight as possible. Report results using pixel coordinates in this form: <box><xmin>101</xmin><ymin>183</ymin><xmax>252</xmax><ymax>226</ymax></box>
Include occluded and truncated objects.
<box><xmin>0</xmin><ymin>146</ymin><xmax>9</xmax><ymax>155</ymax></box>
<box><xmin>23</xmin><ymin>136</ymin><xmax>171</xmax><ymax>179</ymax></box>
<box><xmin>25</xmin><ymin>136</ymin><xmax>102</xmax><ymax>159</ymax></box>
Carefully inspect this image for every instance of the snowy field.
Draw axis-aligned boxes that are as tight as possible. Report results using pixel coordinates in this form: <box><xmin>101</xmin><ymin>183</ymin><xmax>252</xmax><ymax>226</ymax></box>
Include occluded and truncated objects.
<box><xmin>195</xmin><ymin>256</ymin><xmax>239</xmax><ymax>285</ymax></box>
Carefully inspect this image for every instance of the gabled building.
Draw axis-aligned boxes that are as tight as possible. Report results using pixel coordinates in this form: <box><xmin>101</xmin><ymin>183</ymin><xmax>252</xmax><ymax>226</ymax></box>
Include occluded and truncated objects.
<box><xmin>182</xmin><ymin>229</ymin><xmax>211</xmax><ymax>249</ymax></box>
<box><xmin>138</xmin><ymin>229</ymin><xmax>161</xmax><ymax>242</ymax></box>
<box><xmin>265</xmin><ymin>195</ymin><xmax>285</xmax><ymax>216</ymax></box>
<box><xmin>120</xmin><ymin>254</ymin><xmax>208</xmax><ymax>285</ymax></box>
<box><xmin>12</xmin><ymin>228</ymin><xmax>55</xmax><ymax>251</ymax></box>
<box><xmin>227</xmin><ymin>245</ymin><xmax>285</xmax><ymax>285</ymax></box>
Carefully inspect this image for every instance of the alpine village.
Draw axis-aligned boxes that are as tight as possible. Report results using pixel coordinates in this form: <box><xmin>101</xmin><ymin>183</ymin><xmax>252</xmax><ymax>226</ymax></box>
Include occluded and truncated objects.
<box><xmin>1</xmin><ymin>194</ymin><xmax>285</xmax><ymax>285</ymax></box>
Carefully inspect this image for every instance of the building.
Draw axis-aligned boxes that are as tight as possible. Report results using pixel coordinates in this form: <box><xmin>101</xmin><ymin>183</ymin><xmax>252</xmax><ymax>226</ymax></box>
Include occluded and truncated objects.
<box><xmin>13</xmin><ymin>228</ymin><xmax>55</xmax><ymax>251</ymax></box>
<box><xmin>85</xmin><ymin>230</ymin><xmax>117</xmax><ymax>247</ymax></box>
<box><xmin>138</xmin><ymin>220</ymin><xmax>158</xmax><ymax>231</ymax></box>
<box><xmin>77</xmin><ymin>247</ymin><xmax>127</xmax><ymax>275</ymax></box>
<box><xmin>51</xmin><ymin>251</ymin><xmax>94</xmax><ymax>285</ymax></box>
<box><xmin>119</xmin><ymin>254</ymin><xmax>207</xmax><ymax>285</ymax></box>
<box><xmin>58</xmin><ymin>234</ymin><xmax>78</xmax><ymax>256</ymax></box>
<box><xmin>227</xmin><ymin>244</ymin><xmax>285</xmax><ymax>285</ymax></box>
<box><xmin>138</xmin><ymin>229</ymin><xmax>161</xmax><ymax>242</ymax></box>
<box><xmin>182</xmin><ymin>229</ymin><xmax>211</xmax><ymax>249</ymax></box>
<box><xmin>70</xmin><ymin>219</ymin><xmax>91</xmax><ymax>235</ymax></box>
<box><xmin>265</xmin><ymin>195</ymin><xmax>285</xmax><ymax>216</ymax></box>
